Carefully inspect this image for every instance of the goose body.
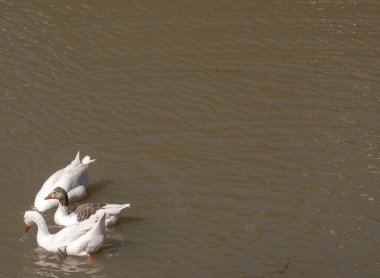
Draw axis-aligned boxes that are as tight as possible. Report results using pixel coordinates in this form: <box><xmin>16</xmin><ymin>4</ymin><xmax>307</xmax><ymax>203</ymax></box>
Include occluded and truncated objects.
<box><xmin>23</xmin><ymin>210</ymin><xmax>106</xmax><ymax>256</ymax></box>
<box><xmin>34</xmin><ymin>152</ymin><xmax>96</xmax><ymax>212</ymax></box>
<box><xmin>46</xmin><ymin>187</ymin><xmax>130</xmax><ymax>227</ymax></box>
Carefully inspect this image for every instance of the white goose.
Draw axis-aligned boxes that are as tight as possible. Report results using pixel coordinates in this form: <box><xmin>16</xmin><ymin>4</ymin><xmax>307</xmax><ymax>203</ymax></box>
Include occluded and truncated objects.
<box><xmin>34</xmin><ymin>151</ymin><xmax>96</xmax><ymax>212</ymax></box>
<box><xmin>23</xmin><ymin>210</ymin><xmax>106</xmax><ymax>258</ymax></box>
<box><xmin>45</xmin><ymin>187</ymin><xmax>130</xmax><ymax>227</ymax></box>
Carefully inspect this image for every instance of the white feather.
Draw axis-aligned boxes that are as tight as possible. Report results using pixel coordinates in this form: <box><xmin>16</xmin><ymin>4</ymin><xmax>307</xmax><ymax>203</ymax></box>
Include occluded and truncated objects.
<box><xmin>34</xmin><ymin>151</ymin><xmax>95</xmax><ymax>212</ymax></box>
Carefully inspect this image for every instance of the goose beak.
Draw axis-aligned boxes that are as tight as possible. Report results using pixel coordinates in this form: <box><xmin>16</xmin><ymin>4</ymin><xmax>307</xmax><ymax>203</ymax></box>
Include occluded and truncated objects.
<box><xmin>24</xmin><ymin>224</ymin><xmax>31</xmax><ymax>233</ymax></box>
<box><xmin>44</xmin><ymin>193</ymin><xmax>54</xmax><ymax>200</ymax></box>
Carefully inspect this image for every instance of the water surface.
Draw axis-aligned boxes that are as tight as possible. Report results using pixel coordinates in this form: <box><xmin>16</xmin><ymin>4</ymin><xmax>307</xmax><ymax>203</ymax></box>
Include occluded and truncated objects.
<box><xmin>1</xmin><ymin>0</ymin><xmax>380</xmax><ymax>277</ymax></box>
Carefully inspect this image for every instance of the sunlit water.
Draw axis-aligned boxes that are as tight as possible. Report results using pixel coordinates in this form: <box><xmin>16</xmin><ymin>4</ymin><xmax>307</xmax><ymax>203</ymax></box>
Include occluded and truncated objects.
<box><xmin>1</xmin><ymin>0</ymin><xmax>379</xmax><ymax>277</ymax></box>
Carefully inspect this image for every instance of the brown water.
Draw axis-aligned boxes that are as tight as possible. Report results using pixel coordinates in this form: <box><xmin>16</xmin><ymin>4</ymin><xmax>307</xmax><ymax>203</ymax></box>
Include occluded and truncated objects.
<box><xmin>1</xmin><ymin>0</ymin><xmax>380</xmax><ymax>277</ymax></box>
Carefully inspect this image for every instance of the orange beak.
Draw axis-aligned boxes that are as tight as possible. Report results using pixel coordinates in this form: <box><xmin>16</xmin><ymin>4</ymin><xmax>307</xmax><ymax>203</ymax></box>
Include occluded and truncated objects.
<box><xmin>24</xmin><ymin>224</ymin><xmax>31</xmax><ymax>233</ymax></box>
<box><xmin>44</xmin><ymin>193</ymin><xmax>55</xmax><ymax>200</ymax></box>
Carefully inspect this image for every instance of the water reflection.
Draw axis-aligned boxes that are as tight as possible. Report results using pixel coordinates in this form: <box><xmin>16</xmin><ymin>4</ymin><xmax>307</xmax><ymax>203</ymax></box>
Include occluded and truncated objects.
<box><xmin>24</xmin><ymin>247</ymin><xmax>105</xmax><ymax>278</ymax></box>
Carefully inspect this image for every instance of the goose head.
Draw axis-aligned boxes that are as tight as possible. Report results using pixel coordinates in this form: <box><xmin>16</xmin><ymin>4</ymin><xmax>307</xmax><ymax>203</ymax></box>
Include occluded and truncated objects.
<box><xmin>45</xmin><ymin>187</ymin><xmax>66</xmax><ymax>200</ymax></box>
<box><xmin>23</xmin><ymin>210</ymin><xmax>40</xmax><ymax>232</ymax></box>
<box><xmin>45</xmin><ymin>187</ymin><xmax>68</xmax><ymax>206</ymax></box>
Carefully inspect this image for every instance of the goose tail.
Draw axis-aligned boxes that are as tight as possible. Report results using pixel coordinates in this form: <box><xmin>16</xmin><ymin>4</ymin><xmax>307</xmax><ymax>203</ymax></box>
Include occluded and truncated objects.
<box><xmin>92</xmin><ymin>212</ymin><xmax>106</xmax><ymax>234</ymax></box>
<box><xmin>82</xmin><ymin>155</ymin><xmax>96</xmax><ymax>165</ymax></box>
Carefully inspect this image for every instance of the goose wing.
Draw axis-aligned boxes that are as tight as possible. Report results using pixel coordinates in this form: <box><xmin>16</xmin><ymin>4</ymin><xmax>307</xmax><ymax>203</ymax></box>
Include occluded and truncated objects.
<box><xmin>72</xmin><ymin>203</ymin><xmax>106</xmax><ymax>221</ymax></box>
<box><xmin>54</xmin><ymin>220</ymin><xmax>96</xmax><ymax>246</ymax></box>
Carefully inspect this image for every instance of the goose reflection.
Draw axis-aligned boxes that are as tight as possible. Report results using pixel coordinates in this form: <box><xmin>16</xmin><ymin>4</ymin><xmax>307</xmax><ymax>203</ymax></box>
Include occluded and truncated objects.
<box><xmin>25</xmin><ymin>247</ymin><xmax>105</xmax><ymax>278</ymax></box>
